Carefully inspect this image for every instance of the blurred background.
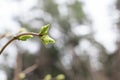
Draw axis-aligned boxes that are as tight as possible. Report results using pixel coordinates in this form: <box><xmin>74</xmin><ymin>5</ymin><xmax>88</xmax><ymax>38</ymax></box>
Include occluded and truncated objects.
<box><xmin>0</xmin><ymin>0</ymin><xmax>120</xmax><ymax>80</ymax></box>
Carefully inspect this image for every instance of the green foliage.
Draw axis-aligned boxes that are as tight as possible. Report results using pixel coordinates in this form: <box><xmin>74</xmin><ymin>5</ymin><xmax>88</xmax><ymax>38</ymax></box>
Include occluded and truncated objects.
<box><xmin>40</xmin><ymin>35</ymin><xmax>55</xmax><ymax>45</ymax></box>
<box><xmin>56</xmin><ymin>74</ymin><xmax>65</xmax><ymax>80</ymax></box>
<box><xmin>17</xmin><ymin>24</ymin><xmax>55</xmax><ymax>45</ymax></box>
<box><xmin>39</xmin><ymin>24</ymin><xmax>50</xmax><ymax>35</ymax></box>
<box><xmin>44</xmin><ymin>74</ymin><xmax>65</xmax><ymax>80</ymax></box>
<box><xmin>44</xmin><ymin>74</ymin><xmax>52</xmax><ymax>80</ymax></box>
<box><xmin>18</xmin><ymin>27</ymin><xmax>33</xmax><ymax>41</ymax></box>
<box><xmin>18</xmin><ymin>35</ymin><xmax>33</xmax><ymax>41</ymax></box>
<box><xmin>19</xmin><ymin>73</ymin><xmax>26</xmax><ymax>80</ymax></box>
<box><xmin>18</xmin><ymin>28</ymin><xmax>27</xmax><ymax>33</ymax></box>
<box><xmin>40</xmin><ymin>24</ymin><xmax>55</xmax><ymax>45</ymax></box>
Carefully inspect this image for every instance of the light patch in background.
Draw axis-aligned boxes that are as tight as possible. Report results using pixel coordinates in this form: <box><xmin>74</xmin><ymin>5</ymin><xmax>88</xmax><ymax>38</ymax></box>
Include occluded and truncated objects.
<box><xmin>81</xmin><ymin>0</ymin><xmax>119</xmax><ymax>53</ymax></box>
<box><xmin>72</xmin><ymin>25</ymin><xmax>91</xmax><ymax>36</ymax></box>
<box><xmin>61</xmin><ymin>47</ymin><xmax>73</xmax><ymax>69</ymax></box>
<box><xmin>0</xmin><ymin>0</ymin><xmax>37</xmax><ymax>33</ymax></box>
<box><xmin>75</xmin><ymin>39</ymin><xmax>102</xmax><ymax>70</ymax></box>
<box><xmin>50</xmin><ymin>24</ymin><xmax>65</xmax><ymax>49</ymax></box>
<box><xmin>0</xmin><ymin>70</ymin><xmax>7</xmax><ymax>80</ymax></box>
<box><xmin>0</xmin><ymin>0</ymin><xmax>38</xmax><ymax>52</ymax></box>
<box><xmin>0</xmin><ymin>0</ymin><xmax>38</xmax><ymax>79</ymax></box>
<box><xmin>17</xmin><ymin>40</ymin><xmax>40</xmax><ymax>54</ymax></box>
<box><xmin>58</xmin><ymin>4</ymin><xmax>68</xmax><ymax>16</ymax></box>
<box><xmin>5</xmin><ymin>44</ymin><xmax>17</xmax><ymax>68</ymax></box>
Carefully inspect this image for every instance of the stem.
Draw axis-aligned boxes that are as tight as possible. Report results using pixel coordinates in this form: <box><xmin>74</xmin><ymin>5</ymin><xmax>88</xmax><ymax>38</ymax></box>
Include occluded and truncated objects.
<box><xmin>22</xmin><ymin>64</ymin><xmax>38</xmax><ymax>74</ymax></box>
<box><xmin>16</xmin><ymin>32</ymin><xmax>41</xmax><ymax>37</ymax></box>
<box><xmin>0</xmin><ymin>37</ymin><xmax>16</xmax><ymax>55</ymax></box>
<box><xmin>0</xmin><ymin>32</ymin><xmax>41</xmax><ymax>55</ymax></box>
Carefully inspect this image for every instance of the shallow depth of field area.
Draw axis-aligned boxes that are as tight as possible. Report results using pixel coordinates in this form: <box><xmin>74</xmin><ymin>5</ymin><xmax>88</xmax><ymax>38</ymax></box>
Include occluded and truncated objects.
<box><xmin>0</xmin><ymin>0</ymin><xmax>120</xmax><ymax>80</ymax></box>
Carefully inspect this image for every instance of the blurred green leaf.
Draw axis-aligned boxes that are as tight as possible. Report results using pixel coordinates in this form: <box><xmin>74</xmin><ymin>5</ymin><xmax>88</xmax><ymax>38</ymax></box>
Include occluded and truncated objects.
<box><xmin>18</xmin><ymin>28</ymin><xmax>27</xmax><ymax>33</ymax></box>
<box><xmin>40</xmin><ymin>35</ymin><xmax>55</xmax><ymax>45</ymax></box>
<box><xmin>56</xmin><ymin>74</ymin><xmax>65</xmax><ymax>80</ymax></box>
<box><xmin>44</xmin><ymin>74</ymin><xmax>52</xmax><ymax>80</ymax></box>
<box><xmin>19</xmin><ymin>73</ymin><xmax>26</xmax><ymax>80</ymax></box>
<box><xmin>18</xmin><ymin>35</ymin><xmax>33</xmax><ymax>41</ymax></box>
<box><xmin>39</xmin><ymin>24</ymin><xmax>50</xmax><ymax>35</ymax></box>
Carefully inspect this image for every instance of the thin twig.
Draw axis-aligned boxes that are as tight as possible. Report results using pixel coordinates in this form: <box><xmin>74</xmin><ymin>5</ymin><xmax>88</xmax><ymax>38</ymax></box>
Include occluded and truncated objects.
<box><xmin>0</xmin><ymin>32</ymin><xmax>11</xmax><ymax>39</ymax></box>
<box><xmin>22</xmin><ymin>64</ymin><xmax>38</xmax><ymax>74</ymax></box>
<box><xmin>0</xmin><ymin>32</ymin><xmax>41</xmax><ymax>55</ymax></box>
<box><xmin>0</xmin><ymin>37</ymin><xmax>16</xmax><ymax>55</ymax></box>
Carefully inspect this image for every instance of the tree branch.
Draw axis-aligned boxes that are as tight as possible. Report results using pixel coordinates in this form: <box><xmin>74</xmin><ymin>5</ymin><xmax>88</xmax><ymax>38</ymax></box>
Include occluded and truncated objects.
<box><xmin>0</xmin><ymin>32</ymin><xmax>41</xmax><ymax>55</ymax></box>
<box><xmin>22</xmin><ymin>64</ymin><xmax>38</xmax><ymax>74</ymax></box>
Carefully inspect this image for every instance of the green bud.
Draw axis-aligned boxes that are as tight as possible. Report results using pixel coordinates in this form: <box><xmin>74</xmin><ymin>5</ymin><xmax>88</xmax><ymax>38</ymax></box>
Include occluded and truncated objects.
<box><xmin>18</xmin><ymin>28</ymin><xmax>27</xmax><ymax>33</ymax></box>
<box><xmin>44</xmin><ymin>74</ymin><xmax>52</xmax><ymax>80</ymax></box>
<box><xmin>19</xmin><ymin>73</ymin><xmax>26</xmax><ymax>80</ymax></box>
<box><xmin>39</xmin><ymin>24</ymin><xmax>50</xmax><ymax>35</ymax></box>
<box><xmin>40</xmin><ymin>35</ymin><xmax>55</xmax><ymax>45</ymax></box>
<box><xmin>18</xmin><ymin>35</ymin><xmax>33</xmax><ymax>41</ymax></box>
<box><xmin>56</xmin><ymin>74</ymin><xmax>65</xmax><ymax>80</ymax></box>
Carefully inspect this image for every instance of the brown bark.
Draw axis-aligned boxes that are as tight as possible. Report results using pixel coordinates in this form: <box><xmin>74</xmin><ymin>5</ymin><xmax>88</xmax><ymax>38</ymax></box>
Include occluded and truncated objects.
<box><xmin>13</xmin><ymin>52</ymin><xmax>23</xmax><ymax>80</ymax></box>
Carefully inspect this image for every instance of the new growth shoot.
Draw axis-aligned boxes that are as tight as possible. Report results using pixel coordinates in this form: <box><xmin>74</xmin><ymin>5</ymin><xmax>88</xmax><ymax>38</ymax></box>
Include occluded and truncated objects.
<box><xmin>0</xmin><ymin>24</ymin><xmax>55</xmax><ymax>55</ymax></box>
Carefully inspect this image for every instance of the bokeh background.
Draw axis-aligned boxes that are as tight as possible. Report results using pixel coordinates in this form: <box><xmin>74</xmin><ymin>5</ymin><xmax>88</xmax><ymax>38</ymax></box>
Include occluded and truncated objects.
<box><xmin>0</xmin><ymin>0</ymin><xmax>120</xmax><ymax>80</ymax></box>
